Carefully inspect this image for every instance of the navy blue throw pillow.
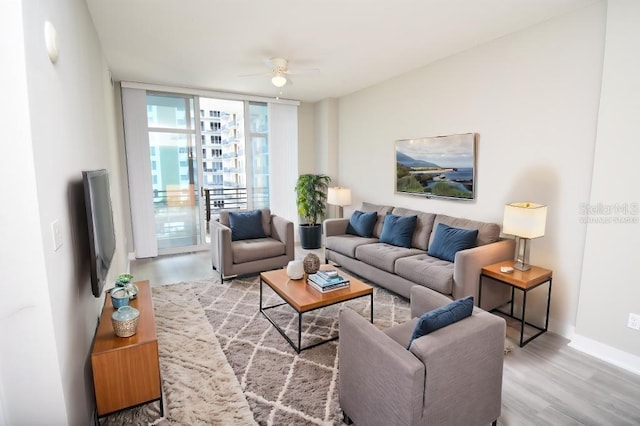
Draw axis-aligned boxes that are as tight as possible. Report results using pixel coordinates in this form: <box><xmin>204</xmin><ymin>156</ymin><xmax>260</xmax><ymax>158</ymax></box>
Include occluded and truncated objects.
<box><xmin>428</xmin><ymin>223</ymin><xmax>478</xmax><ymax>262</ymax></box>
<box><xmin>379</xmin><ymin>214</ymin><xmax>417</xmax><ymax>248</ymax></box>
<box><xmin>346</xmin><ymin>210</ymin><xmax>377</xmax><ymax>237</ymax></box>
<box><xmin>229</xmin><ymin>210</ymin><xmax>267</xmax><ymax>241</ymax></box>
<box><xmin>407</xmin><ymin>296</ymin><xmax>474</xmax><ymax>349</ymax></box>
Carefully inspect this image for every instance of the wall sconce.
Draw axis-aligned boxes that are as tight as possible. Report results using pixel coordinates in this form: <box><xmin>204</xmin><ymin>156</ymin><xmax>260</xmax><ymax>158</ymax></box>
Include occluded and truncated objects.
<box><xmin>327</xmin><ymin>187</ymin><xmax>352</xmax><ymax>218</ymax></box>
<box><xmin>502</xmin><ymin>202</ymin><xmax>547</xmax><ymax>271</ymax></box>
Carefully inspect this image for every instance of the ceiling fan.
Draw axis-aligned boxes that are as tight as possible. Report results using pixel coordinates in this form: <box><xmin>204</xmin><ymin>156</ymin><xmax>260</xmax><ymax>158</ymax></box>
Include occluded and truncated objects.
<box><xmin>240</xmin><ymin>57</ymin><xmax>319</xmax><ymax>87</ymax></box>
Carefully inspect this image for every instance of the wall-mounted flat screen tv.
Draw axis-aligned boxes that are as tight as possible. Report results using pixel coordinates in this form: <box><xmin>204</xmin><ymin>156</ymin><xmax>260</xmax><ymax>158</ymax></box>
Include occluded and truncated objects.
<box><xmin>82</xmin><ymin>169</ymin><xmax>116</xmax><ymax>298</ymax></box>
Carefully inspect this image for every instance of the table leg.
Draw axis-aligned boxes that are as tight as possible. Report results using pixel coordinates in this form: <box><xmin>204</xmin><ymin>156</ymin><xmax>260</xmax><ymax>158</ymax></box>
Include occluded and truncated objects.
<box><xmin>298</xmin><ymin>312</ymin><xmax>303</xmax><ymax>354</ymax></box>
<box><xmin>520</xmin><ymin>290</ymin><xmax>527</xmax><ymax>347</ymax></box>
<box><xmin>544</xmin><ymin>278</ymin><xmax>553</xmax><ymax>331</ymax></box>
<box><xmin>370</xmin><ymin>292</ymin><xmax>374</xmax><ymax>323</ymax></box>
<box><xmin>510</xmin><ymin>286</ymin><xmax>515</xmax><ymax>317</ymax></box>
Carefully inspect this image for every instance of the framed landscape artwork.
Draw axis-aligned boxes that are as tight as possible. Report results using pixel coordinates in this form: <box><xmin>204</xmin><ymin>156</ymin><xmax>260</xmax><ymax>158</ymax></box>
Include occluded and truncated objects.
<box><xmin>395</xmin><ymin>133</ymin><xmax>477</xmax><ymax>200</ymax></box>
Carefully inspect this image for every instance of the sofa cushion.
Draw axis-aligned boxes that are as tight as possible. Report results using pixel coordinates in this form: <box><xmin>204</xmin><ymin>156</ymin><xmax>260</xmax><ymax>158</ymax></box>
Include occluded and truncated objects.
<box><xmin>355</xmin><ymin>243</ymin><xmax>424</xmax><ymax>274</ymax></box>
<box><xmin>220</xmin><ymin>208</ymin><xmax>272</xmax><ymax>237</ymax></box>
<box><xmin>395</xmin><ymin>254</ymin><xmax>455</xmax><ymax>295</ymax></box>
<box><xmin>379</xmin><ymin>214</ymin><xmax>417</xmax><ymax>248</ymax></box>
<box><xmin>407</xmin><ymin>296</ymin><xmax>474</xmax><ymax>349</ymax></box>
<box><xmin>326</xmin><ymin>235</ymin><xmax>378</xmax><ymax>258</ymax></box>
<box><xmin>228</xmin><ymin>210</ymin><xmax>267</xmax><ymax>241</ymax></box>
<box><xmin>231</xmin><ymin>237</ymin><xmax>285</xmax><ymax>263</ymax></box>
<box><xmin>391</xmin><ymin>207</ymin><xmax>436</xmax><ymax>251</ymax></box>
<box><xmin>428</xmin><ymin>223</ymin><xmax>479</xmax><ymax>262</ymax></box>
<box><xmin>346</xmin><ymin>210</ymin><xmax>377</xmax><ymax>237</ymax></box>
<box><xmin>361</xmin><ymin>202</ymin><xmax>394</xmax><ymax>238</ymax></box>
<box><xmin>430</xmin><ymin>214</ymin><xmax>499</xmax><ymax>247</ymax></box>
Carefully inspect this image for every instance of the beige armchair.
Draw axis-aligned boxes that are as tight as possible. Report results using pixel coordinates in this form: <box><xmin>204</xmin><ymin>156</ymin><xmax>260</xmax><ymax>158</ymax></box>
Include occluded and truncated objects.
<box><xmin>211</xmin><ymin>209</ymin><xmax>294</xmax><ymax>280</ymax></box>
<box><xmin>339</xmin><ymin>285</ymin><xmax>505</xmax><ymax>426</ymax></box>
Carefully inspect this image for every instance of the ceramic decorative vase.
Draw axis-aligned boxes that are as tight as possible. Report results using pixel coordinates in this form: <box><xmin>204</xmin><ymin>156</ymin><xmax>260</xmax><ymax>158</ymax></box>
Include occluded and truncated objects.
<box><xmin>124</xmin><ymin>283</ymin><xmax>138</xmax><ymax>300</ymax></box>
<box><xmin>303</xmin><ymin>253</ymin><xmax>321</xmax><ymax>274</ymax></box>
<box><xmin>286</xmin><ymin>260</ymin><xmax>305</xmax><ymax>280</ymax></box>
<box><xmin>111</xmin><ymin>305</ymin><xmax>140</xmax><ymax>338</ymax></box>
<box><xmin>115</xmin><ymin>274</ymin><xmax>137</xmax><ymax>300</ymax></box>
<box><xmin>111</xmin><ymin>287</ymin><xmax>130</xmax><ymax>309</ymax></box>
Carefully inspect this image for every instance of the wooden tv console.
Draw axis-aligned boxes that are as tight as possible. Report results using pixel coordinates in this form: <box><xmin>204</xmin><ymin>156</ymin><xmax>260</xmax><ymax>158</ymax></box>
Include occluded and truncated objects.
<box><xmin>91</xmin><ymin>280</ymin><xmax>163</xmax><ymax>422</ymax></box>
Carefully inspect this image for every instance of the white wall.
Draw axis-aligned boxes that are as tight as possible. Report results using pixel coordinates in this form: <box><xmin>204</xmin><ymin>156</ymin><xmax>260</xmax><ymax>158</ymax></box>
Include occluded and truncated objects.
<box><xmin>0</xmin><ymin>0</ymin><xmax>127</xmax><ymax>424</ymax></box>
<box><xmin>0</xmin><ymin>1</ymin><xmax>67</xmax><ymax>423</ymax></box>
<box><xmin>297</xmin><ymin>102</ymin><xmax>316</xmax><ymax>175</ymax></box>
<box><xmin>572</xmin><ymin>0</ymin><xmax>640</xmax><ymax>372</ymax></box>
<box><xmin>337</xmin><ymin>3</ymin><xmax>606</xmax><ymax>339</ymax></box>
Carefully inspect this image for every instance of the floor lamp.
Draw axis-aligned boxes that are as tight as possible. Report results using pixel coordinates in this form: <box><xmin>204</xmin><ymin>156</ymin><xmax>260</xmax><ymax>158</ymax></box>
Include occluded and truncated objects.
<box><xmin>502</xmin><ymin>202</ymin><xmax>547</xmax><ymax>271</ymax></box>
<box><xmin>327</xmin><ymin>187</ymin><xmax>352</xmax><ymax>218</ymax></box>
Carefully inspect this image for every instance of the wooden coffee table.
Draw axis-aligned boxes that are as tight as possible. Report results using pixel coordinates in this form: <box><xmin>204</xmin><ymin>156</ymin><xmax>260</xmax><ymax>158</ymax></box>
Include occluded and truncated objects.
<box><xmin>259</xmin><ymin>266</ymin><xmax>373</xmax><ymax>353</ymax></box>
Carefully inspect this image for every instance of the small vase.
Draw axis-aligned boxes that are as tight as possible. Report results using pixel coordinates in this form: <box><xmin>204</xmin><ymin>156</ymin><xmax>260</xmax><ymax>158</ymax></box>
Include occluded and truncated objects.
<box><xmin>124</xmin><ymin>283</ymin><xmax>138</xmax><ymax>300</ymax></box>
<box><xmin>303</xmin><ymin>253</ymin><xmax>321</xmax><ymax>274</ymax></box>
<box><xmin>286</xmin><ymin>260</ymin><xmax>305</xmax><ymax>280</ymax></box>
<box><xmin>111</xmin><ymin>287</ymin><xmax>130</xmax><ymax>309</ymax></box>
<box><xmin>111</xmin><ymin>305</ymin><xmax>140</xmax><ymax>338</ymax></box>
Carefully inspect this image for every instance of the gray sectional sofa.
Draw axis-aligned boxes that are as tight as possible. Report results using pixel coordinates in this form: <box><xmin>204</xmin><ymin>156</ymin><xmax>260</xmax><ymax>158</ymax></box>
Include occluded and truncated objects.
<box><xmin>324</xmin><ymin>202</ymin><xmax>515</xmax><ymax>310</ymax></box>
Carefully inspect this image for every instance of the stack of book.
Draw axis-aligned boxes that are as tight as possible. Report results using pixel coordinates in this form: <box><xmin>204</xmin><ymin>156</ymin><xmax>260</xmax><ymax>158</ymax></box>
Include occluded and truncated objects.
<box><xmin>307</xmin><ymin>269</ymin><xmax>350</xmax><ymax>293</ymax></box>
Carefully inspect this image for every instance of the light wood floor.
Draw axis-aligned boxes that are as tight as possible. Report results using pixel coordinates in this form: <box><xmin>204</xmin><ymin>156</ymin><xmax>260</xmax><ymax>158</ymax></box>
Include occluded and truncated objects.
<box><xmin>131</xmin><ymin>247</ymin><xmax>640</xmax><ymax>426</ymax></box>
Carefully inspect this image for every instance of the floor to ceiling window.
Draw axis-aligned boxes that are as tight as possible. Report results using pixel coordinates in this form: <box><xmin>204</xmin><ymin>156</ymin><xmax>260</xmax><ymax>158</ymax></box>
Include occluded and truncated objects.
<box><xmin>146</xmin><ymin>93</ymin><xmax>201</xmax><ymax>251</ymax></box>
<box><xmin>122</xmin><ymin>84</ymin><xmax>289</xmax><ymax>258</ymax></box>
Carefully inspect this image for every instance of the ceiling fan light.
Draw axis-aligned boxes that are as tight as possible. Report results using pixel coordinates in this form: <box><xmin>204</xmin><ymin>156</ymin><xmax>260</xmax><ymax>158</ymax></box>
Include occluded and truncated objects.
<box><xmin>271</xmin><ymin>72</ymin><xmax>287</xmax><ymax>87</ymax></box>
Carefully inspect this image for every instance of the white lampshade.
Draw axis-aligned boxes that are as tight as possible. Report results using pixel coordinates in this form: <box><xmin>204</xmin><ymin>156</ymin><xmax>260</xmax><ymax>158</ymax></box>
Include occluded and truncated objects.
<box><xmin>271</xmin><ymin>71</ymin><xmax>287</xmax><ymax>87</ymax></box>
<box><xmin>503</xmin><ymin>202</ymin><xmax>547</xmax><ymax>238</ymax></box>
<box><xmin>327</xmin><ymin>187</ymin><xmax>352</xmax><ymax>207</ymax></box>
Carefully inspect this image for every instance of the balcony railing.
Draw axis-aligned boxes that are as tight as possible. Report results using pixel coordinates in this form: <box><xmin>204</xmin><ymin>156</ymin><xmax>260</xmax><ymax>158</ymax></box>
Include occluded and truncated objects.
<box><xmin>203</xmin><ymin>187</ymin><xmax>269</xmax><ymax>222</ymax></box>
<box><xmin>152</xmin><ymin>186</ymin><xmax>269</xmax><ymax>223</ymax></box>
<box><xmin>203</xmin><ymin>187</ymin><xmax>247</xmax><ymax>221</ymax></box>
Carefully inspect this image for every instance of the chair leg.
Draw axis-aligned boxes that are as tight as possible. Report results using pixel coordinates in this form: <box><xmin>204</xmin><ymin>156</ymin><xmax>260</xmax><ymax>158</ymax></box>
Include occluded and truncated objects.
<box><xmin>492</xmin><ymin>420</ymin><xmax>497</xmax><ymax>426</ymax></box>
<box><xmin>343</xmin><ymin>412</ymin><xmax>353</xmax><ymax>425</ymax></box>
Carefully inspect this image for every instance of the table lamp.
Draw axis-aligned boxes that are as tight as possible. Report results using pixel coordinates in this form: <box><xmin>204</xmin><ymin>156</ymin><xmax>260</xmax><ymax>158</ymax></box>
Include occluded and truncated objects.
<box><xmin>502</xmin><ymin>202</ymin><xmax>547</xmax><ymax>271</ymax></box>
<box><xmin>327</xmin><ymin>187</ymin><xmax>352</xmax><ymax>218</ymax></box>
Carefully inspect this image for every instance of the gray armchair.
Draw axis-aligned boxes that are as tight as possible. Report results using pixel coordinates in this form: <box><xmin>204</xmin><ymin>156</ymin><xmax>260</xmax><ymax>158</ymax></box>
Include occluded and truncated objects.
<box><xmin>339</xmin><ymin>285</ymin><xmax>505</xmax><ymax>426</ymax></box>
<box><xmin>210</xmin><ymin>209</ymin><xmax>294</xmax><ymax>280</ymax></box>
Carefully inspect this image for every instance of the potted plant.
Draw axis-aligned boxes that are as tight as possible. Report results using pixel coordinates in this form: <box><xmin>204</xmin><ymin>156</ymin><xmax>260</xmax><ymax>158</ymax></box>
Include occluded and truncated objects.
<box><xmin>295</xmin><ymin>174</ymin><xmax>331</xmax><ymax>249</ymax></box>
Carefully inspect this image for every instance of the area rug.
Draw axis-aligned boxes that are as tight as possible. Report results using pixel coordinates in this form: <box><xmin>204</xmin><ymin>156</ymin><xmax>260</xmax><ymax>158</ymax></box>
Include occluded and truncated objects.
<box><xmin>196</xmin><ymin>275</ymin><xmax>411</xmax><ymax>425</ymax></box>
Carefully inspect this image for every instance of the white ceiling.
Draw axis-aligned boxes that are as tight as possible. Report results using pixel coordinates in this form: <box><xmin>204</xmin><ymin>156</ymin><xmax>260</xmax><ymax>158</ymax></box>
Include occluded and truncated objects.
<box><xmin>87</xmin><ymin>0</ymin><xmax>595</xmax><ymax>103</ymax></box>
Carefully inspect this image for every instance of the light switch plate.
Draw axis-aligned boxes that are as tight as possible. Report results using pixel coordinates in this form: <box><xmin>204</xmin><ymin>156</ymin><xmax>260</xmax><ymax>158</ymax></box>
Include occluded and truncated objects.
<box><xmin>51</xmin><ymin>220</ymin><xmax>63</xmax><ymax>251</ymax></box>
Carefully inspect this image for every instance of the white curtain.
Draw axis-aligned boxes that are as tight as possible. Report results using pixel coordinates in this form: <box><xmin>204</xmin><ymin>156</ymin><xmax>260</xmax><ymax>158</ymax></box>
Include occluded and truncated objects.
<box><xmin>121</xmin><ymin>88</ymin><xmax>157</xmax><ymax>258</ymax></box>
<box><xmin>268</xmin><ymin>103</ymin><xmax>299</xmax><ymax>229</ymax></box>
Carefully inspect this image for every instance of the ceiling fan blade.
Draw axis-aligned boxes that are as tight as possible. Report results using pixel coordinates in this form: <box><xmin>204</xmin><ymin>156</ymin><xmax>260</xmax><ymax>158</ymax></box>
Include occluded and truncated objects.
<box><xmin>238</xmin><ymin>71</ymin><xmax>271</xmax><ymax>78</ymax></box>
<box><xmin>264</xmin><ymin>57</ymin><xmax>288</xmax><ymax>71</ymax></box>
<box><xmin>286</xmin><ymin>67</ymin><xmax>320</xmax><ymax>76</ymax></box>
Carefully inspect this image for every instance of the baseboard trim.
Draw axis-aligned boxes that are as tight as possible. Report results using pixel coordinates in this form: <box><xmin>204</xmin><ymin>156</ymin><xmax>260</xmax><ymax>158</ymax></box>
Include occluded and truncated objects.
<box><xmin>568</xmin><ymin>332</ymin><xmax>640</xmax><ymax>376</ymax></box>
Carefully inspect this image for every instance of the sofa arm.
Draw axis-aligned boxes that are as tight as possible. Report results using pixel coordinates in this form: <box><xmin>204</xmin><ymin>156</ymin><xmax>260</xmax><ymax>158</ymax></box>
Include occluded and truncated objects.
<box><xmin>452</xmin><ymin>239</ymin><xmax>515</xmax><ymax>302</ymax></box>
<box><xmin>339</xmin><ymin>309</ymin><xmax>425</xmax><ymax>425</ymax></box>
<box><xmin>210</xmin><ymin>220</ymin><xmax>233</xmax><ymax>274</ymax></box>
<box><xmin>409</xmin><ymin>311</ymin><xmax>505</xmax><ymax>424</ymax></box>
<box><xmin>271</xmin><ymin>215</ymin><xmax>294</xmax><ymax>261</ymax></box>
<box><xmin>323</xmin><ymin>218</ymin><xmax>349</xmax><ymax>237</ymax></box>
<box><xmin>410</xmin><ymin>285</ymin><xmax>456</xmax><ymax>318</ymax></box>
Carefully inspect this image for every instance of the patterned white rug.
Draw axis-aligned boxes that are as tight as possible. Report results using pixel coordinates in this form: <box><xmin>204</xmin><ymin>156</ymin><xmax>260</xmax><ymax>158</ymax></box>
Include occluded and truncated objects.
<box><xmin>100</xmin><ymin>282</ymin><xmax>256</xmax><ymax>425</ymax></box>
<box><xmin>196</xmin><ymin>275</ymin><xmax>410</xmax><ymax>425</ymax></box>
